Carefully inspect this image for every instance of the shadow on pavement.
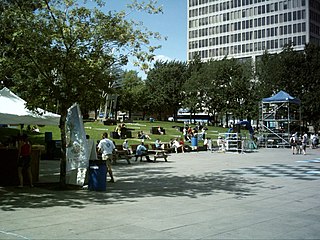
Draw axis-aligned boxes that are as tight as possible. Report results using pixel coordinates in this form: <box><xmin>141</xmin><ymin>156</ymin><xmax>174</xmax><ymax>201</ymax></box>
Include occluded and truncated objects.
<box><xmin>0</xmin><ymin>163</ymin><xmax>265</xmax><ymax>211</ymax></box>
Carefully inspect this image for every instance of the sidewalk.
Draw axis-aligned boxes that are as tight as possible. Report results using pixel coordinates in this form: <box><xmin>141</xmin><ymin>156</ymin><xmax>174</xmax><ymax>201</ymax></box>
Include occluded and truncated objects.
<box><xmin>1</xmin><ymin>148</ymin><xmax>320</xmax><ymax>239</ymax></box>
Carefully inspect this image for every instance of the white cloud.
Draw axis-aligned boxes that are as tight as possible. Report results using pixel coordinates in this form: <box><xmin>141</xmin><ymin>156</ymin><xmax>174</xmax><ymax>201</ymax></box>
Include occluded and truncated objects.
<box><xmin>153</xmin><ymin>55</ymin><xmax>172</xmax><ymax>62</ymax></box>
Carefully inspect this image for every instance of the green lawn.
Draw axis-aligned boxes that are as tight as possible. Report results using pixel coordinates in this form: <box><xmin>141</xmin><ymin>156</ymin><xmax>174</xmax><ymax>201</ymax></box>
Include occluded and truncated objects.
<box><xmin>0</xmin><ymin>120</ymin><xmax>229</xmax><ymax>147</ymax></box>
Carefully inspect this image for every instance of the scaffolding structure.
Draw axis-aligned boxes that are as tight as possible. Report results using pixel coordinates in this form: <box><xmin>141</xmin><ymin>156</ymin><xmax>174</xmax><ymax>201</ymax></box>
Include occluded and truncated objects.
<box><xmin>218</xmin><ymin>132</ymin><xmax>258</xmax><ymax>153</ymax></box>
<box><xmin>259</xmin><ymin>91</ymin><xmax>301</xmax><ymax>148</ymax></box>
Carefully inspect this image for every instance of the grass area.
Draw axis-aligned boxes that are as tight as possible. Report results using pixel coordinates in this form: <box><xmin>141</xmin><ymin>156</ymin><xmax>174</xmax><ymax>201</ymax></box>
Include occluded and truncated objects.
<box><xmin>0</xmin><ymin>120</ymin><xmax>229</xmax><ymax>147</ymax></box>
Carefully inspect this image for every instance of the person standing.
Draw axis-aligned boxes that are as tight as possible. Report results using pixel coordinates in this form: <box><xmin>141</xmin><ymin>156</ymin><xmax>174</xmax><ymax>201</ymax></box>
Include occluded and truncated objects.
<box><xmin>302</xmin><ymin>132</ymin><xmax>308</xmax><ymax>155</ymax></box>
<box><xmin>289</xmin><ymin>134</ymin><xmax>297</xmax><ymax>155</ymax></box>
<box><xmin>17</xmin><ymin>134</ymin><xmax>33</xmax><ymax>188</ymax></box>
<box><xmin>97</xmin><ymin>132</ymin><xmax>115</xmax><ymax>183</ymax></box>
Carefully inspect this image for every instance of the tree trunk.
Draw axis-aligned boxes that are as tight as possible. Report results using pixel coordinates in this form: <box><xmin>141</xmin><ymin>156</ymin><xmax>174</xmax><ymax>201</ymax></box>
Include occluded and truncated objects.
<box><xmin>59</xmin><ymin>108</ymin><xmax>68</xmax><ymax>189</ymax></box>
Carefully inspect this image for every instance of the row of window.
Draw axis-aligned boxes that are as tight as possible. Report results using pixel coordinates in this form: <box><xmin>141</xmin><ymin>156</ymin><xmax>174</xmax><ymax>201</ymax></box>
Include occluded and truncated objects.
<box><xmin>188</xmin><ymin>35</ymin><xmax>306</xmax><ymax>60</ymax></box>
<box><xmin>189</xmin><ymin>0</ymin><xmax>306</xmax><ymax>15</ymax></box>
<box><xmin>189</xmin><ymin>13</ymin><xmax>306</xmax><ymax>39</ymax></box>
<box><xmin>189</xmin><ymin>9</ymin><xmax>306</xmax><ymax>29</ymax></box>
<box><xmin>189</xmin><ymin>24</ymin><xmax>306</xmax><ymax>50</ymax></box>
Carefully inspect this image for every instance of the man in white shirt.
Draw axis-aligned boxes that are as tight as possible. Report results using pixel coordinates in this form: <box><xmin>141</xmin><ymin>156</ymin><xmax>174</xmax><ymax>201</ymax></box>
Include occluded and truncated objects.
<box><xmin>98</xmin><ymin>132</ymin><xmax>115</xmax><ymax>183</ymax></box>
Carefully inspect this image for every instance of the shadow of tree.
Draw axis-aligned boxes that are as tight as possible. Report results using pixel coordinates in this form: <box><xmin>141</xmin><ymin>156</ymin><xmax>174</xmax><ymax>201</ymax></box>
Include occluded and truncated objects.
<box><xmin>0</xmin><ymin>162</ymin><xmax>265</xmax><ymax>211</ymax></box>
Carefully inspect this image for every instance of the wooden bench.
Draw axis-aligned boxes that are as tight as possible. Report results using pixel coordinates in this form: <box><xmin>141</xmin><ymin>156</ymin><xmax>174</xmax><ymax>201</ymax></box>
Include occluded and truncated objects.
<box><xmin>149</xmin><ymin>143</ymin><xmax>170</xmax><ymax>162</ymax></box>
<box><xmin>151</xmin><ymin>149</ymin><xmax>170</xmax><ymax>162</ymax></box>
<box><xmin>113</xmin><ymin>145</ymin><xmax>133</xmax><ymax>164</ymax></box>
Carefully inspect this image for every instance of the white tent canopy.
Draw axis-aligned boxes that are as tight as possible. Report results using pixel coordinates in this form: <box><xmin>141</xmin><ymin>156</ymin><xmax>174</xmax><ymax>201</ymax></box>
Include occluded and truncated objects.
<box><xmin>0</xmin><ymin>87</ymin><xmax>60</xmax><ymax>125</ymax></box>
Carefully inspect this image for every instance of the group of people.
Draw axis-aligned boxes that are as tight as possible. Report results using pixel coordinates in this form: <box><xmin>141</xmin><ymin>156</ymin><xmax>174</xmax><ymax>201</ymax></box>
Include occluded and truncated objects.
<box><xmin>97</xmin><ymin>132</ymin><xmax>157</xmax><ymax>183</ymax></box>
<box><xmin>182</xmin><ymin>124</ymin><xmax>207</xmax><ymax>142</ymax></box>
<box><xmin>114</xmin><ymin>123</ymin><xmax>128</xmax><ymax>139</ymax></box>
<box><xmin>289</xmin><ymin>132</ymin><xmax>309</xmax><ymax>155</ymax></box>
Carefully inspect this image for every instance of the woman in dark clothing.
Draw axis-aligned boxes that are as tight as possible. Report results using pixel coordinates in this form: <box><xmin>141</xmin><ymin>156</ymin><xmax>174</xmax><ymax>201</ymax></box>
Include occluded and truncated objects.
<box><xmin>17</xmin><ymin>134</ymin><xmax>33</xmax><ymax>188</ymax></box>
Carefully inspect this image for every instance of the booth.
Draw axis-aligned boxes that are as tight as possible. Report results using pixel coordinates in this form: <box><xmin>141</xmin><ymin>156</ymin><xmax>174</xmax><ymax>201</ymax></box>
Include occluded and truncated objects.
<box><xmin>0</xmin><ymin>87</ymin><xmax>60</xmax><ymax>186</ymax></box>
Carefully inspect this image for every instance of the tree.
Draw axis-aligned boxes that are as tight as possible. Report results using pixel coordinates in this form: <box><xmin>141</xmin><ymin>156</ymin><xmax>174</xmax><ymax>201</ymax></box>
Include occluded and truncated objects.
<box><xmin>181</xmin><ymin>54</ymin><xmax>204</xmax><ymax>123</ymax></box>
<box><xmin>0</xmin><ymin>0</ymin><xmax>164</xmax><ymax>187</ymax></box>
<box><xmin>302</xmin><ymin>43</ymin><xmax>320</xmax><ymax>131</ymax></box>
<box><xmin>117</xmin><ymin>70</ymin><xmax>146</xmax><ymax>119</ymax></box>
<box><xmin>145</xmin><ymin>60</ymin><xmax>188</xmax><ymax>120</ymax></box>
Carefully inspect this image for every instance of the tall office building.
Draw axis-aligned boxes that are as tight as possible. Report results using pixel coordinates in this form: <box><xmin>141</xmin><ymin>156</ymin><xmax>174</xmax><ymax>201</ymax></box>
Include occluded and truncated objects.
<box><xmin>187</xmin><ymin>0</ymin><xmax>320</xmax><ymax>62</ymax></box>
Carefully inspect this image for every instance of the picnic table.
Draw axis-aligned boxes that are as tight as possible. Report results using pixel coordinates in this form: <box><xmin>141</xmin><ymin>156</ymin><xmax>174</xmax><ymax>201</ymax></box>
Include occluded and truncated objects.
<box><xmin>150</xmin><ymin>149</ymin><xmax>169</xmax><ymax>162</ymax></box>
<box><xmin>114</xmin><ymin>145</ymin><xmax>133</xmax><ymax>164</ymax></box>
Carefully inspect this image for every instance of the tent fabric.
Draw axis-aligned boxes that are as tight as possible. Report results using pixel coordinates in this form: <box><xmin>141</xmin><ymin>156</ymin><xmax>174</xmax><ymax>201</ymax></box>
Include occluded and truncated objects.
<box><xmin>0</xmin><ymin>87</ymin><xmax>60</xmax><ymax>125</ymax></box>
<box><xmin>262</xmin><ymin>90</ymin><xmax>301</xmax><ymax>105</ymax></box>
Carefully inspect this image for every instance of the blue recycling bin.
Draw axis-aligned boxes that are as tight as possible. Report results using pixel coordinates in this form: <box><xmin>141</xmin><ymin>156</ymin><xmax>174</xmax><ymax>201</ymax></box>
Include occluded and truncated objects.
<box><xmin>88</xmin><ymin>160</ymin><xmax>106</xmax><ymax>191</ymax></box>
<box><xmin>191</xmin><ymin>136</ymin><xmax>198</xmax><ymax>147</ymax></box>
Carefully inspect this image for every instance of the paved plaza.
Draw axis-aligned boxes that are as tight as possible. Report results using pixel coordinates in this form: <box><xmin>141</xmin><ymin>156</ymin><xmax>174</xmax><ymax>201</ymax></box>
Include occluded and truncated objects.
<box><xmin>1</xmin><ymin>148</ymin><xmax>320</xmax><ymax>239</ymax></box>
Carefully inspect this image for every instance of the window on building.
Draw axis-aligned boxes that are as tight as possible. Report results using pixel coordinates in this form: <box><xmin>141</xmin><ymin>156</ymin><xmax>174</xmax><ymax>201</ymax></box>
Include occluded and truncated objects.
<box><xmin>298</xmin><ymin>36</ymin><xmax>302</xmax><ymax>45</ymax></box>
<box><xmin>293</xmin><ymin>24</ymin><xmax>297</xmax><ymax>33</ymax></box>
<box><xmin>271</xmin><ymin>15</ymin><xmax>275</xmax><ymax>24</ymax></box>
<box><xmin>271</xmin><ymin>28</ymin><xmax>275</xmax><ymax>36</ymax></box>
<box><xmin>293</xmin><ymin>36</ymin><xmax>297</xmax><ymax>45</ymax></box>
<box><xmin>280</xmin><ymin>26</ymin><xmax>283</xmax><ymax>35</ymax></box>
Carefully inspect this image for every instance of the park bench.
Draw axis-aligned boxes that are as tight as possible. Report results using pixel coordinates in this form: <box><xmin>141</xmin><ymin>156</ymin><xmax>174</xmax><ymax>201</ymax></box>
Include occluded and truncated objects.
<box><xmin>113</xmin><ymin>144</ymin><xmax>133</xmax><ymax>164</ymax></box>
<box><xmin>149</xmin><ymin>143</ymin><xmax>170</xmax><ymax>162</ymax></box>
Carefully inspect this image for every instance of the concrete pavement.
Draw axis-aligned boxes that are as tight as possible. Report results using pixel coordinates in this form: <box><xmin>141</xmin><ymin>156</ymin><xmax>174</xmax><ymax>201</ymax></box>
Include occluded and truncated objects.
<box><xmin>1</xmin><ymin>148</ymin><xmax>320</xmax><ymax>239</ymax></box>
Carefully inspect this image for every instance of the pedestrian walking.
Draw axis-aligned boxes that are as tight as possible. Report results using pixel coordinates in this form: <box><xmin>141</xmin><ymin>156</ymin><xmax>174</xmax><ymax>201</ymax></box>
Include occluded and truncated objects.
<box><xmin>97</xmin><ymin>132</ymin><xmax>115</xmax><ymax>183</ymax></box>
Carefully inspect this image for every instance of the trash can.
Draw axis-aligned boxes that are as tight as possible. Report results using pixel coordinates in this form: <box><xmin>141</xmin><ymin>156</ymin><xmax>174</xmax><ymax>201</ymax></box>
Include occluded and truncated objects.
<box><xmin>191</xmin><ymin>136</ymin><xmax>198</xmax><ymax>149</ymax></box>
<box><xmin>88</xmin><ymin>160</ymin><xmax>106</xmax><ymax>191</ymax></box>
<box><xmin>150</xmin><ymin>117</ymin><xmax>154</xmax><ymax>122</ymax></box>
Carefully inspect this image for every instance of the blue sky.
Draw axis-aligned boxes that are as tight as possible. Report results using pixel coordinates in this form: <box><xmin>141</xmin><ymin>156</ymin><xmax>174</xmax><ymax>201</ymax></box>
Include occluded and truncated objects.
<box><xmin>95</xmin><ymin>0</ymin><xmax>187</xmax><ymax>77</ymax></box>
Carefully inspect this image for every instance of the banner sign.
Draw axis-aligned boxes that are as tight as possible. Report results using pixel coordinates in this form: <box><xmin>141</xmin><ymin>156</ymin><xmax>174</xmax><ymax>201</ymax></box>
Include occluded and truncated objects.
<box><xmin>65</xmin><ymin>103</ymin><xmax>89</xmax><ymax>185</ymax></box>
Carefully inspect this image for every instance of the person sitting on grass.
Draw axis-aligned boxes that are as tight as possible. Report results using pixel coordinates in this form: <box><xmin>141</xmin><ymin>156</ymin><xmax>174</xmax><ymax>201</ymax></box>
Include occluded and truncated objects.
<box><xmin>138</xmin><ymin>131</ymin><xmax>151</xmax><ymax>140</ymax></box>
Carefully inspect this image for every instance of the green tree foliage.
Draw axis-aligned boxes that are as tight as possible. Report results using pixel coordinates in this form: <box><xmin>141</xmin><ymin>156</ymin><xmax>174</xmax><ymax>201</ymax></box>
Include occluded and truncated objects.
<box><xmin>183</xmin><ymin>57</ymin><xmax>255</xmax><ymax>125</ymax></box>
<box><xmin>145</xmin><ymin>60</ymin><xmax>188</xmax><ymax>120</ymax></box>
<box><xmin>117</xmin><ymin>70</ymin><xmax>146</xmax><ymax>119</ymax></box>
<box><xmin>0</xmin><ymin>0</ymin><xmax>163</xmax><ymax>187</ymax></box>
<box><xmin>255</xmin><ymin>43</ymin><xmax>320</xmax><ymax>132</ymax></box>
<box><xmin>182</xmin><ymin>55</ymin><xmax>204</xmax><ymax>122</ymax></box>
<box><xmin>302</xmin><ymin>43</ymin><xmax>320</xmax><ymax>131</ymax></box>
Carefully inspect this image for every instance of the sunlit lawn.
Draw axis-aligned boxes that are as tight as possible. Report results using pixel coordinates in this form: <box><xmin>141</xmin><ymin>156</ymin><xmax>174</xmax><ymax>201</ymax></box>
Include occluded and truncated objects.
<box><xmin>0</xmin><ymin>120</ymin><xmax>228</xmax><ymax>147</ymax></box>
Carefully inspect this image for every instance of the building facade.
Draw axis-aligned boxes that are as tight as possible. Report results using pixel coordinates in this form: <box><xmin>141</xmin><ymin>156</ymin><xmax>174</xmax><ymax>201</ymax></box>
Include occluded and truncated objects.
<box><xmin>187</xmin><ymin>0</ymin><xmax>320</xmax><ymax>62</ymax></box>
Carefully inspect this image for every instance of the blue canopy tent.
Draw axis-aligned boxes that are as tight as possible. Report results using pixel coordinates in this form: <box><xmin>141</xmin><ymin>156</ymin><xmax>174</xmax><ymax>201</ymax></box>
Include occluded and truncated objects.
<box><xmin>262</xmin><ymin>90</ymin><xmax>301</xmax><ymax>105</ymax></box>
<box><xmin>260</xmin><ymin>90</ymin><xmax>301</xmax><ymax>147</ymax></box>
